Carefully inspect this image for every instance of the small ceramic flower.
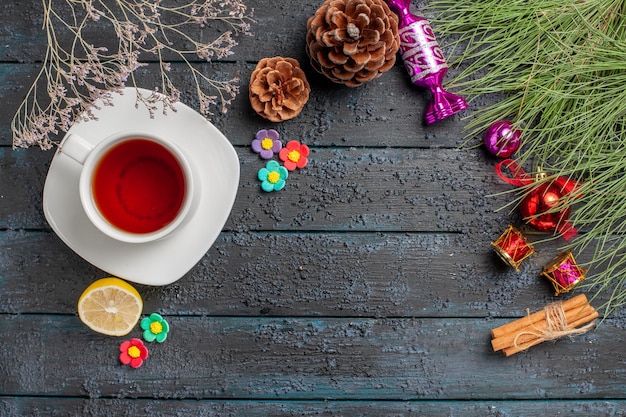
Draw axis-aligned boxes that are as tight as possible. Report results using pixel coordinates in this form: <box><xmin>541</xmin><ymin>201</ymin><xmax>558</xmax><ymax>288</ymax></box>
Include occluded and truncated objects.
<box><xmin>119</xmin><ymin>338</ymin><xmax>149</xmax><ymax>368</ymax></box>
<box><xmin>141</xmin><ymin>313</ymin><xmax>170</xmax><ymax>343</ymax></box>
<box><xmin>252</xmin><ymin>129</ymin><xmax>282</xmax><ymax>159</ymax></box>
<box><xmin>279</xmin><ymin>140</ymin><xmax>309</xmax><ymax>171</ymax></box>
<box><xmin>258</xmin><ymin>160</ymin><xmax>288</xmax><ymax>192</ymax></box>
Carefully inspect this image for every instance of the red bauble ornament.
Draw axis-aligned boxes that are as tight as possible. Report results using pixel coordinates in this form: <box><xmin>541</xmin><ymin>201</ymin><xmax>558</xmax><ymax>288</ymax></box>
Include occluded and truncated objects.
<box><xmin>494</xmin><ymin>159</ymin><xmax>581</xmax><ymax>241</ymax></box>
<box><xmin>519</xmin><ymin>182</ymin><xmax>571</xmax><ymax>232</ymax></box>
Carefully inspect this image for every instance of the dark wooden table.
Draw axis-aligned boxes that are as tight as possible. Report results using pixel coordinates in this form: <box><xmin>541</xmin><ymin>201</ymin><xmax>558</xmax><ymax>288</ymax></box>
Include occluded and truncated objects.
<box><xmin>1</xmin><ymin>1</ymin><xmax>625</xmax><ymax>416</ymax></box>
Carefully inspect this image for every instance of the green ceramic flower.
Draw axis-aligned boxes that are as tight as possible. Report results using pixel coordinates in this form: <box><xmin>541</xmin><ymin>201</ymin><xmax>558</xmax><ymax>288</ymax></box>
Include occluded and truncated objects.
<box><xmin>140</xmin><ymin>313</ymin><xmax>169</xmax><ymax>343</ymax></box>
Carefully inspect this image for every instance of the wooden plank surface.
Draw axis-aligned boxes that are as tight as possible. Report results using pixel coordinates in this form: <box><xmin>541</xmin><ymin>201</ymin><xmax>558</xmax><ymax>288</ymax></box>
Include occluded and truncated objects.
<box><xmin>0</xmin><ymin>63</ymin><xmax>472</xmax><ymax>148</ymax></box>
<box><xmin>0</xmin><ymin>229</ymin><xmax>620</xmax><ymax>318</ymax></box>
<box><xmin>0</xmin><ymin>146</ymin><xmax>511</xmax><ymax>231</ymax></box>
<box><xmin>1</xmin><ymin>315</ymin><xmax>624</xmax><ymax>399</ymax></box>
<box><xmin>1</xmin><ymin>0</ymin><xmax>625</xmax><ymax>415</ymax></box>
<box><xmin>2</xmin><ymin>398</ymin><xmax>625</xmax><ymax>417</ymax></box>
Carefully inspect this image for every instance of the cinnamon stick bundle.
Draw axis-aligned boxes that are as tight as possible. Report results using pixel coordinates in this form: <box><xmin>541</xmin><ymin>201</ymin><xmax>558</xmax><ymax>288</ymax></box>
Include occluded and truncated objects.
<box><xmin>491</xmin><ymin>294</ymin><xmax>598</xmax><ymax>357</ymax></box>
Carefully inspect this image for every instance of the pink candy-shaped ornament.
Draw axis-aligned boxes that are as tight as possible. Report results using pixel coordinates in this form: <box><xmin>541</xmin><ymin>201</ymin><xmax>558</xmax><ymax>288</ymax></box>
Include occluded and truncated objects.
<box><xmin>385</xmin><ymin>0</ymin><xmax>467</xmax><ymax>124</ymax></box>
<box><xmin>483</xmin><ymin>120</ymin><xmax>522</xmax><ymax>158</ymax></box>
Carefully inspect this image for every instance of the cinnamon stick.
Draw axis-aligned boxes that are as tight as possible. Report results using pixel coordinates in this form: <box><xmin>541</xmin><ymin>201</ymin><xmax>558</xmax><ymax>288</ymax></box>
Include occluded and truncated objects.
<box><xmin>490</xmin><ymin>294</ymin><xmax>598</xmax><ymax>357</ymax></box>
<box><xmin>490</xmin><ymin>293</ymin><xmax>588</xmax><ymax>339</ymax></box>
<box><xmin>501</xmin><ymin>310</ymin><xmax>599</xmax><ymax>357</ymax></box>
<box><xmin>491</xmin><ymin>301</ymin><xmax>596</xmax><ymax>351</ymax></box>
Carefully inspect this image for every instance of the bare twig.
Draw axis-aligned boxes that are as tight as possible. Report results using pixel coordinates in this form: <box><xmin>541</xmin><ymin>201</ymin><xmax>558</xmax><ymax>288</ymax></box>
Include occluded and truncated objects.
<box><xmin>12</xmin><ymin>0</ymin><xmax>254</xmax><ymax>149</ymax></box>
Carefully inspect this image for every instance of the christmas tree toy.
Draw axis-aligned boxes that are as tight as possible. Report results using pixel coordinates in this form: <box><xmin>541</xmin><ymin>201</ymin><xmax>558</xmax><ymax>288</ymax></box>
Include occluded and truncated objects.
<box><xmin>494</xmin><ymin>159</ymin><xmax>581</xmax><ymax>241</ymax></box>
<box><xmin>491</xmin><ymin>225</ymin><xmax>535</xmax><ymax>271</ymax></box>
<box><xmin>483</xmin><ymin>120</ymin><xmax>522</xmax><ymax>158</ymax></box>
<box><xmin>542</xmin><ymin>251</ymin><xmax>587</xmax><ymax>296</ymax></box>
<box><xmin>385</xmin><ymin>0</ymin><xmax>467</xmax><ymax>124</ymax></box>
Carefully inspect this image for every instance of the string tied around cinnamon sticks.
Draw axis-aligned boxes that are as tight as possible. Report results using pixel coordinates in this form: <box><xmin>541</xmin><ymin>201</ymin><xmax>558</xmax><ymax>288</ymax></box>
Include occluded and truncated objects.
<box><xmin>491</xmin><ymin>294</ymin><xmax>598</xmax><ymax>357</ymax></box>
<box><xmin>514</xmin><ymin>301</ymin><xmax>596</xmax><ymax>347</ymax></box>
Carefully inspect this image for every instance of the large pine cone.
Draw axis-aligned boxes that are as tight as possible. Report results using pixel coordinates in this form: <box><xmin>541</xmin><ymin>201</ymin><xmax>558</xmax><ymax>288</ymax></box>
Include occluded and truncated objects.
<box><xmin>249</xmin><ymin>57</ymin><xmax>311</xmax><ymax>122</ymax></box>
<box><xmin>306</xmin><ymin>0</ymin><xmax>400</xmax><ymax>87</ymax></box>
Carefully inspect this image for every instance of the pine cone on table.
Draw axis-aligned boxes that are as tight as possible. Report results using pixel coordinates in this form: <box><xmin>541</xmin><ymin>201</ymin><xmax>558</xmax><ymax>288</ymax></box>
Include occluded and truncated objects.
<box><xmin>249</xmin><ymin>56</ymin><xmax>311</xmax><ymax>122</ymax></box>
<box><xmin>306</xmin><ymin>0</ymin><xmax>400</xmax><ymax>87</ymax></box>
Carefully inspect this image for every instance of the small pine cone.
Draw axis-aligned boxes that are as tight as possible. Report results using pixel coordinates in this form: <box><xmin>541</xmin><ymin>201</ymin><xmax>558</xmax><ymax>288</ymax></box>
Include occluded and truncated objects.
<box><xmin>249</xmin><ymin>56</ymin><xmax>311</xmax><ymax>122</ymax></box>
<box><xmin>306</xmin><ymin>0</ymin><xmax>400</xmax><ymax>87</ymax></box>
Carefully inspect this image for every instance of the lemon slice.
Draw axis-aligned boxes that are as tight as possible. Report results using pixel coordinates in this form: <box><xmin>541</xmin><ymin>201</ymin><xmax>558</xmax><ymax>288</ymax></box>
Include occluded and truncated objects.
<box><xmin>78</xmin><ymin>277</ymin><xmax>143</xmax><ymax>336</ymax></box>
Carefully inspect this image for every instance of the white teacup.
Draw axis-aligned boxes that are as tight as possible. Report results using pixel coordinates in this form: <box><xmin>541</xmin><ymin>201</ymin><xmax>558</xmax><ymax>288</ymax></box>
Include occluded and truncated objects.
<box><xmin>60</xmin><ymin>131</ymin><xmax>195</xmax><ymax>243</ymax></box>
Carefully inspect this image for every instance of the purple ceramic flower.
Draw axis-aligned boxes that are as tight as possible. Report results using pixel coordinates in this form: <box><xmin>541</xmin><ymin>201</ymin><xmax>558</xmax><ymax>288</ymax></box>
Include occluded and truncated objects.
<box><xmin>252</xmin><ymin>129</ymin><xmax>282</xmax><ymax>159</ymax></box>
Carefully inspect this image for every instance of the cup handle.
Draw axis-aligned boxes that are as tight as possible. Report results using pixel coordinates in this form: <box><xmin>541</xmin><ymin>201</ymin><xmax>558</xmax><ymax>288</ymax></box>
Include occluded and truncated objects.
<box><xmin>59</xmin><ymin>133</ymin><xmax>93</xmax><ymax>165</ymax></box>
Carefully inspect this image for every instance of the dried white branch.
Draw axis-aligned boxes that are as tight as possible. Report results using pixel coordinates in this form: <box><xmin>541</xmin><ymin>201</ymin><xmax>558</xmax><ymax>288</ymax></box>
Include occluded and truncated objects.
<box><xmin>12</xmin><ymin>0</ymin><xmax>254</xmax><ymax>149</ymax></box>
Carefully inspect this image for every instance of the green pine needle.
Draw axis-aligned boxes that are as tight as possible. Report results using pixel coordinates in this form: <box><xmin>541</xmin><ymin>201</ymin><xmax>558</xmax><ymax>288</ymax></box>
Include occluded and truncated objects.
<box><xmin>427</xmin><ymin>0</ymin><xmax>626</xmax><ymax>315</ymax></box>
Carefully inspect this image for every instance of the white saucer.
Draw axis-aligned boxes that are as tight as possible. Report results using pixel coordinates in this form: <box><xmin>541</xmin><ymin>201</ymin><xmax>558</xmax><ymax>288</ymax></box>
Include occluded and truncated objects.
<box><xmin>43</xmin><ymin>88</ymin><xmax>240</xmax><ymax>286</ymax></box>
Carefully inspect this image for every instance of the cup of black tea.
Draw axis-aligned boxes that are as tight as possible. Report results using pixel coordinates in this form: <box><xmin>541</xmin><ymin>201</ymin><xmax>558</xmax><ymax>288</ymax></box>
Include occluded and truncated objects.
<box><xmin>60</xmin><ymin>131</ymin><xmax>195</xmax><ymax>243</ymax></box>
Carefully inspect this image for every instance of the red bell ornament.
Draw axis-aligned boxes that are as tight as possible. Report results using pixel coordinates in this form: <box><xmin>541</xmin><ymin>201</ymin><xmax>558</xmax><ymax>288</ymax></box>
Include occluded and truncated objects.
<box><xmin>495</xmin><ymin>160</ymin><xmax>581</xmax><ymax>241</ymax></box>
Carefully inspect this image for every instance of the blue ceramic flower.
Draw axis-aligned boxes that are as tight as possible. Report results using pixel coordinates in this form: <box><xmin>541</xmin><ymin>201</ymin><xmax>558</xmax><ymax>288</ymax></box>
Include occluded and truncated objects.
<box><xmin>258</xmin><ymin>160</ymin><xmax>288</xmax><ymax>192</ymax></box>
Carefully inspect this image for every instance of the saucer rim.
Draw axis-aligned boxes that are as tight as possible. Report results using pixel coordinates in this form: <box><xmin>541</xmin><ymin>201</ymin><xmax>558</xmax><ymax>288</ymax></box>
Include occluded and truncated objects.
<box><xmin>43</xmin><ymin>87</ymin><xmax>240</xmax><ymax>286</ymax></box>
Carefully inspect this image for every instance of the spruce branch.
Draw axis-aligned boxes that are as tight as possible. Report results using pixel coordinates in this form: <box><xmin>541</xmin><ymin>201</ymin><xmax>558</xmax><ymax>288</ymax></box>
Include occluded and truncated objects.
<box><xmin>427</xmin><ymin>0</ymin><xmax>626</xmax><ymax>314</ymax></box>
